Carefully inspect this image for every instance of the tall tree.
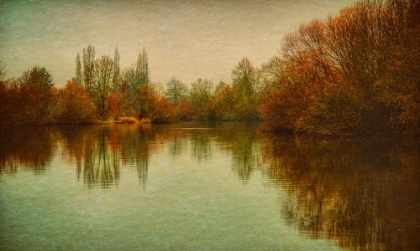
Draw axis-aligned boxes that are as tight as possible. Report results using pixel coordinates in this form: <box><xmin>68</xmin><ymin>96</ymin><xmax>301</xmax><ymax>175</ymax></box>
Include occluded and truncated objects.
<box><xmin>83</xmin><ymin>45</ymin><xmax>95</xmax><ymax>89</ymax></box>
<box><xmin>135</xmin><ymin>85</ymin><xmax>158</xmax><ymax>119</ymax></box>
<box><xmin>189</xmin><ymin>78</ymin><xmax>214</xmax><ymax>118</ymax></box>
<box><xmin>136</xmin><ymin>47</ymin><xmax>149</xmax><ymax>86</ymax></box>
<box><xmin>117</xmin><ymin>81</ymin><xmax>133</xmax><ymax>117</ymax></box>
<box><xmin>231</xmin><ymin>58</ymin><xmax>259</xmax><ymax>99</ymax></box>
<box><xmin>19</xmin><ymin>66</ymin><xmax>56</xmax><ymax>123</ymax></box>
<box><xmin>57</xmin><ymin>81</ymin><xmax>97</xmax><ymax>123</ymax></box>
<box><xmin>231</xmin><ymin>58</ymin><xmax>261</xmax><ymax>120</ymax></box>
<box><xmin>190</xmin><ymin>78</ymin><xmax>213</xmax><ymax>108</ymax></box>
<box><xmin>122</xmin><ymin>47</ymin><xmax>150</xmax><ymax>94</ymax></box>
<box><xmin>75</xmin><ymin>53</ymin><xmax>83</xmax><ymax>85</ymax></box>
<box><xmin>92</xmin><ymin>55</ymin><xmax>114</xmax><ymax>119</ymax></box>
<box><xmin>112</xmin><ymin>47</ymin><xmax>121</xmax><ymax>88</ymax></box>
<box><xmin>165</xmin><ymin>77</ymin><xmax>188</xmax><ymax>105</ymax></box>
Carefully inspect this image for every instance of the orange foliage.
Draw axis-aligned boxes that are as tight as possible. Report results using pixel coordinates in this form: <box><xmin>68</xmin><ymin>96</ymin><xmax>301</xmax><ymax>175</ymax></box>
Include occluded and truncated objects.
<box><xmin>108</xmin><ymin>91</ymin><xmax>120</xmax><ymax>119</ymax></box>
<box><xmin>260</xmin><ymin>0</ymin><xmax>420</xmax><ymax>136</ymax></box>
<box><xmin>152</xmin><ymin>97</ymin><xmax>176</xmax><ymax>123</ymax></box>
<box><xmin>56</xmin><ymin>81</ymin><xmax>97</xmax><ymax>124</ymax></box>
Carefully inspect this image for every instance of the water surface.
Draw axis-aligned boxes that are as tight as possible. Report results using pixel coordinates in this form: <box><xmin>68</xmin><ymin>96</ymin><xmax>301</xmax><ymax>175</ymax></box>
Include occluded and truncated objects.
<box><xmin>0</xmin><ymin>123</ymin><xmax>419</xmax><ymax>250</ymax></box>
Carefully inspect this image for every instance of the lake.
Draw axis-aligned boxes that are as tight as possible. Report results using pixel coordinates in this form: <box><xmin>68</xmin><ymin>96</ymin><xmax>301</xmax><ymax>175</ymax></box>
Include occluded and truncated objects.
<box><xmin>0</xmin><ymin>123</ymin><xmax>419</xmax><ymax>251</ymax></box>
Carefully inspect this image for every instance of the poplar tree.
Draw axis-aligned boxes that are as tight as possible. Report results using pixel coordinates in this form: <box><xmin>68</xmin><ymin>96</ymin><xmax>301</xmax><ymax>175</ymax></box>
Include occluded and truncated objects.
<box><xmin>125</xmin><ymin>47</ymin><xmax>150</xmax><ymax>93</ymax></box>
<box><xmin>136</xmin><ymin>47</ymin><xmax>149</xmax><ymax>86</ymax></box>
<box><xmin>83</xmin><ymin>45</ymin><xmax>95</xmax><ymax>89</ymax></box>
<box><xmin>75</xmin><ymin>53</ymin><xmax>83</xmax><ymax>85</ymax></box>
<box><xmin>112</xmin><ymin>47</ymin><xmax>121</xmax><ymax>88</ymax></box>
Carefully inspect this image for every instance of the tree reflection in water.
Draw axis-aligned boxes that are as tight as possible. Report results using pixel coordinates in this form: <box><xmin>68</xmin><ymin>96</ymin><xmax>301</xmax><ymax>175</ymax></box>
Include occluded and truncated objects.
<box><xmin>190</xmin><ymin>129</ymin><xmax>212</xmax><ymax>162</ymax></box>
<box><xmin>59</xmin><ymin>125</ymin><xmax>158</xmax><ymax>189</ymax></box>
<box><xmin>1</xmin><ymin>124</ymin><xmax>419</xmax><ymax>250</ymax></box>
<box><xmin>263</xmin><ymin>135</ymin><xmax>420</xmax><ymax>251</ymax></box>
<box><xmin>59</xmin><ymin>126</ymin><xmax>120</xmax><ymax>189</ymax></box>
<box><xmin>214</xmin><ymin>123</ymin><xmax>263</xmax><ymax>182</ymax></box>
<box><xmin>0</xmin><ymin>127</ymin><xmax>58</xmax><ymax>174</ymax></box>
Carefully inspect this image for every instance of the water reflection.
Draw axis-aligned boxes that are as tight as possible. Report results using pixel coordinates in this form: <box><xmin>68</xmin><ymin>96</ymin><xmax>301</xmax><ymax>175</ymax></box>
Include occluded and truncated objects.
<box><xmin>58</xmin><ymin>125</ymin><xmax>163</xmax><ymax>188</ymax></box>
<box><xmin>0</xmin><ymin>126</ymin><xmax>58</xmax><ymax>174</ymax></box>
<box><xmin>190</xmin><ymin>129</ymin><xmax>213</xmax><ymax>162</ymax></box>
<box><xmin>214</xmin><ymin>123</ymin><xmax>263</xmax><ymax>182</ymax></box>
<box><xmin>263</xmin><ymin>135</ymin><xmax>420</xmax><ymax>251</ymax></box>
<box><xmin>59</xmin><ymin>126</ymin><xmax>120</xmax><ymax>188</ymax></box>
<box><xmin>1</xmin><ymin>124</ymin><xmax>419</xmax><ymax>250</ymax></box>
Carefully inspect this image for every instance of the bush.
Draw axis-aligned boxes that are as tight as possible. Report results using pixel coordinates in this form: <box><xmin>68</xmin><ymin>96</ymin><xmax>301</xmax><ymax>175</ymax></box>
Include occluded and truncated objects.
<box><xmin>115</xmin><ymin>116</ymin><xmax>139</xmax><ymax>124</ymax></box>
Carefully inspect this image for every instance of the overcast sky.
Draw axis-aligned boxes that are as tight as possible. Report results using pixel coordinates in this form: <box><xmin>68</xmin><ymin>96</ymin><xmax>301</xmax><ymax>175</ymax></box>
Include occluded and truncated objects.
<box><xmin>0</xmin><ymin>0</ymin><xmax>355</xmax><ymax>87</ymax></box>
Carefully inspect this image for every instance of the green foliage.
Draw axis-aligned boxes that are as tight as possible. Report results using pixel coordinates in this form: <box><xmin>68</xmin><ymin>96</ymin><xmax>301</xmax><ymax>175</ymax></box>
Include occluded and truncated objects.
<box><xmin>75</xmin><ymin>54</ymin><xmax>83</xmax><ymax>85</ymax></box>
<box><xmin>231</xmin><ymin>58</ymin><xmax>261</xmax><ymax>121</ymax></box>
<box><xmin>20</xmin><ymin>66</ymin><xmax>54</xmax><ymax>88</ymax></box>
<box><xmin>165</xmin><ymin>77</ymin><xmax>188</xmax><ymax>105</ymax></box>
<box><xmin>123</xmin><ymin>48</ymin><xmax>149</xmax><ymax>94</ymax></box>
<box><xmin>189</xmin><ymin>78</ymin><xmax>215</xmax><ymax>120</ymax></box>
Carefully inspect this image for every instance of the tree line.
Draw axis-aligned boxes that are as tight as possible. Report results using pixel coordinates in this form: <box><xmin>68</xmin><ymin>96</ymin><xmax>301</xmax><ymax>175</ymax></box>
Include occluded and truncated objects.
<box><xmin>0</xmin><ymin>0</ymin><xmax>419</xmax><ymax>136</ymax></box>
<box><xmin>0</xmin><ymin>45</ymin><xmax>262</xmax><ymax>125</ymax></box>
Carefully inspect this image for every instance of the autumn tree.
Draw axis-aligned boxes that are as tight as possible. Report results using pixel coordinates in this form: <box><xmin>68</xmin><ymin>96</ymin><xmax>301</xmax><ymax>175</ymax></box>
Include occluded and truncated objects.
<box><xmin>117</xmin><ymin>81</ymin><xmax>133</xmax><ymax>117</ymax></box>
<box><xmin>260</xmin><ymin>0</ymin><xmax>420</xmax><ymax>135</ymax></box>
<box><xmin>20</xmin><ymin>66</ymin><xmax>54</xmax><ymax>88</ymax></box>
<box><xmin>135</xmin><ymin>85</ymin><xmax>158</xmax><ymax>119</ymax></box>
<box><xmin>19</xmin><ymin>66</ymin><xmax>57</xmax><ymax>124</ymax></box>
<box><xmin>56</xmin><ymin>81</ymin><xmax>96</xmax><ymax>123</ymax></box>
<box><xmin>0</xmin><ymin>78</ymin><xmax>21</xmax><ymax>125</ymax></box>
<box><xmin>213</xmin><ymin>81</ymin><xmax>236</xmax><ymax>121</ymax></box>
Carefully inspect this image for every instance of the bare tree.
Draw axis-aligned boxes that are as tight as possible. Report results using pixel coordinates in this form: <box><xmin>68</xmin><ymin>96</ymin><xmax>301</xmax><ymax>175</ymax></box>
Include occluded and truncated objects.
<box><xmin>165</xmin><ymin>77</ymin><xmax>188</xmax><ymax>105</ymax></box>
<box><xmin>92</xmin><ymin>56</ymin><xmax>114</xmax><ymax>119</ymax></box>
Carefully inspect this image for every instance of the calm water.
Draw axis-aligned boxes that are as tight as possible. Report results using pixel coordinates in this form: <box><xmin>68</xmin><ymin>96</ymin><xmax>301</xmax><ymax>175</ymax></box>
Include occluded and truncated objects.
<box><xmin>0</xmin><ymin>123</ymin><xmax>419</xmax><ymax>251</ymax></box>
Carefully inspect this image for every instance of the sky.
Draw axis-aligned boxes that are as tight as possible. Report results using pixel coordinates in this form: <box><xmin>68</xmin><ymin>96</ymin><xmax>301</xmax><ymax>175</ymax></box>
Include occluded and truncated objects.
<box><xmin>0</xmin><ymin>0</ymin><xmax>355</xmax><ymax>87</ymax></box>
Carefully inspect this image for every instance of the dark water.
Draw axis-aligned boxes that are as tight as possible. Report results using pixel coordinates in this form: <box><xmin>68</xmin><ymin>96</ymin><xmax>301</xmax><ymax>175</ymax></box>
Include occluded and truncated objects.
<box><xmin>0</xmin><ymin>123</ymin><xmax>419</xmax><ymax>251</ymax></box>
